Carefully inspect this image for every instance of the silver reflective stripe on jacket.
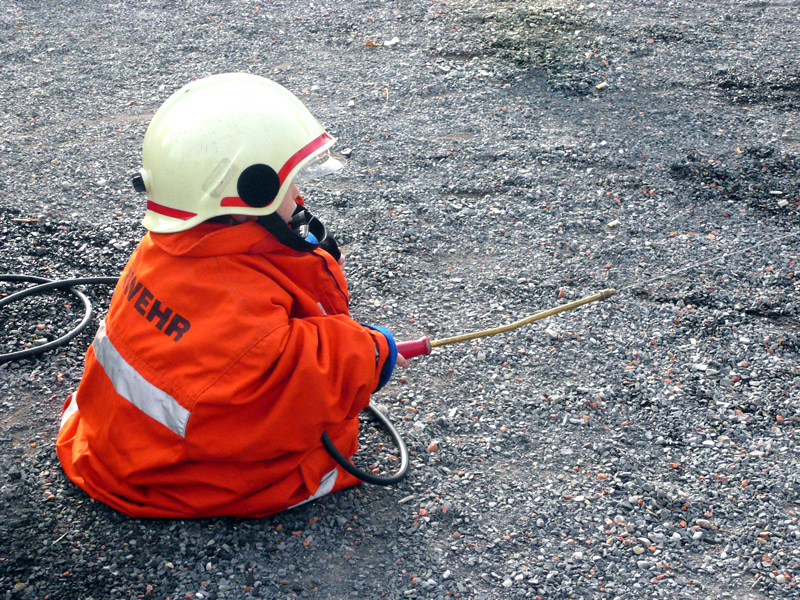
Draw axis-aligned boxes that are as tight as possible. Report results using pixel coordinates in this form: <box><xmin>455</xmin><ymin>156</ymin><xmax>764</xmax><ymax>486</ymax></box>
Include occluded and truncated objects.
<box><xmin>288</xmin><ymin>468</ymin><xmax>338</xmax><ymax>509</ymax></box>
<box><xmin>60</xmin><ymin>391</ymin><xmax>80</xmax><ymax>430</ymax></box>
<box><xmin>93</xmin><ymin>320</ymin><xmax>190</xmax><ymax>438</ymax></box>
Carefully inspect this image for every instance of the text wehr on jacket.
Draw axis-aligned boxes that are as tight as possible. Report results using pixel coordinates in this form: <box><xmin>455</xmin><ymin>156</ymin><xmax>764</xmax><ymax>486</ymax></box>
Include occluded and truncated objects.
<box><xmin>121</xmin><ymin>270</ymin><xmax>191</xmax><ymax>342</ymax></box>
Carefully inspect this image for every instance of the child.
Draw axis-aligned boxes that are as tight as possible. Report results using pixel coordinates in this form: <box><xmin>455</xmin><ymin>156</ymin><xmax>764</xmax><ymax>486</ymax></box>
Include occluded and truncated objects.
<box><xmin>56</xmin><ymin>73</ymin><xmax>408</xmax><ymax>518</ymax></box>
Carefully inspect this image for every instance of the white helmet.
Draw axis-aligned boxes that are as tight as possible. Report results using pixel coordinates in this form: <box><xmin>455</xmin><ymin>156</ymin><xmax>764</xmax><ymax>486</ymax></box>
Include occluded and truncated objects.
<box><xmin>134</xmin><ymin>73</ymin><xmax>337</xmax><ymax>233</ymax></box>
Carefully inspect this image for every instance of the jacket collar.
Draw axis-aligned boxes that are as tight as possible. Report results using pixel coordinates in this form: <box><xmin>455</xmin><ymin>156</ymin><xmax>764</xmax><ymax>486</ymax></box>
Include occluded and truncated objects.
<box><xmin>149</xmin><ymin>221</ymin><xmax>286</xmax><ymax>257</ymax></box>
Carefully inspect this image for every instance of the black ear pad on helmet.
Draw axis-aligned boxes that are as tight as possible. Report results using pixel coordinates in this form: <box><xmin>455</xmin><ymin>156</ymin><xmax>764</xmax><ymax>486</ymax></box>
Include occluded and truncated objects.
<box><xmin>237</xmin><ymin>164</ymin><xmax>280</xmax><ymax>207</ymax></box>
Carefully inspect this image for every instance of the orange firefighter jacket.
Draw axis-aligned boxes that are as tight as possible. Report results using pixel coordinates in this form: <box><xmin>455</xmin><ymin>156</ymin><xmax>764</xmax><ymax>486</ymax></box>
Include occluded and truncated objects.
<box><xmin>56</xmin><ymin>221</ymin><xmax>392</xmax><ymax>518</ymax></box>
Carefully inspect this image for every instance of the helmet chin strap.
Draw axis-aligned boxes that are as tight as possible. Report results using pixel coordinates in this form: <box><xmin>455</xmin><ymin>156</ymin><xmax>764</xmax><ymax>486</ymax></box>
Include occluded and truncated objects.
<box><xmin>257</xmin><ymin>206</ymin><xmax>341</xmax><ymax>262</ymax></box>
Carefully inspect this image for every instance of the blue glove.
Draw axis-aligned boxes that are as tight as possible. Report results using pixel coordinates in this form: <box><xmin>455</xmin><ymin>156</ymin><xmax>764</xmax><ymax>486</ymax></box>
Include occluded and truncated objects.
<box><xmin>361</xmin><ymin>324</ymin><xmax>397</xmax><ymax>392</ymax></box>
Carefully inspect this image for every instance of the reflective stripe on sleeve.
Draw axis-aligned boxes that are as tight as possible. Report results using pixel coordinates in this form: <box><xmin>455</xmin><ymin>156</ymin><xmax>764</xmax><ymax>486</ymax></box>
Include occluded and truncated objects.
<box><xmin>93</xmin><ymin>320</ymin><xmax>190</xmax><ymax>438</ymax></box>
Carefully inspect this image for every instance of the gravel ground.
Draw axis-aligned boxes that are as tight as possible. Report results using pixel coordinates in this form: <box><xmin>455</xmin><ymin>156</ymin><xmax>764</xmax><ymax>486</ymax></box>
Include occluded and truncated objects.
<box><xmin>2</xmin><ymin>0</ymin><xmax>800</xmax><ymax>598</ymax></box>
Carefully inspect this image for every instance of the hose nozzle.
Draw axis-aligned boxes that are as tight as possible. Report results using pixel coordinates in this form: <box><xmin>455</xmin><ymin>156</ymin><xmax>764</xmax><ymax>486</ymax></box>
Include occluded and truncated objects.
<box><xmin>396</xmin><ymin>336</ymin><xmax>432</xmax><ymax>359</ymax></box>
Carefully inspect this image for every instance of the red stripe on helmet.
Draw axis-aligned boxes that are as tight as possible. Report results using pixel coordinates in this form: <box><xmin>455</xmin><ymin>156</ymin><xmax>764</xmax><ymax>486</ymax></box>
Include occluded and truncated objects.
<box><xmin>278</xmin><ymin>133</ymin><xmax>333</xmax><ymax>184</ymax></box>
<box><xmin>220</xmin><ymin>197</ymin><xmax>249</xmax><ymax>208</ymax></box>
<box><xmin>146</xmin><ymin>200</ymin><xmax>197</xmax><ymax>220</ymax></box>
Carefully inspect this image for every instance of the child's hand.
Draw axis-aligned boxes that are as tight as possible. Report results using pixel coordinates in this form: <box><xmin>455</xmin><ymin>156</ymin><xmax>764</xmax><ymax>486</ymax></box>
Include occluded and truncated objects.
<box><xmin>396</xmin><ymin>353</ymin><xmax>410</xmax><ymax>369</ymax></box>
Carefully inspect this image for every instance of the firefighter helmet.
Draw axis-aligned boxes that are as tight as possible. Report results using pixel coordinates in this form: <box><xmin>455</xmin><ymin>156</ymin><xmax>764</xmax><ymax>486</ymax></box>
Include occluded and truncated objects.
<box><xmin>135</xmin><ymin>73</ymin><xmax>337</xmax><ymax>233</ymax></box>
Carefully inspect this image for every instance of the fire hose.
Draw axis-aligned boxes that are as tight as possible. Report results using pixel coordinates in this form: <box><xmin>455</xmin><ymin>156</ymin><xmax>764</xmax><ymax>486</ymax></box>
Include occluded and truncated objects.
<box><xmin>1</xmin><ymin>274</ymin><xmax>616</xmax><ymax>486</ymax></box>
<box><xmin>326</xmin><ymin>288</ymin><xmax>617</xmax><ymax>484</ymax></box>
<box><xmin>395</xmin><ymin>288</ymin><xmax>617</xmax><ymax>359</ymax></box>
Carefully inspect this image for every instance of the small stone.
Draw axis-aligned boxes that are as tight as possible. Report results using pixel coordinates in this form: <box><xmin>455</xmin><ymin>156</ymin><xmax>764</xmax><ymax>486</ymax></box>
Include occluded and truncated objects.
<box><xmin>633</xmin><ymin>546</ymin><xmax>645</xmax><ymax>555</ymax></box>
<box><xmin>502</xmin><ymin>579</ymin><xmax>513</xmax><ymax>588</ymax></box>
<box><xmin>696</xmin><ymin>519</ymin><xmax>712</xmax><ymax>529</ymax></box>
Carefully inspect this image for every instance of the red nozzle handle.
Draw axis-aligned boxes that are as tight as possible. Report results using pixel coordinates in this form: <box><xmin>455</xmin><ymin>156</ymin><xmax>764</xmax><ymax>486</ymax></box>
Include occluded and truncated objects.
<box><xmin>396</xmin><ymin>336</ymin><xmax>432</xmax><ymax>359</ymax></box>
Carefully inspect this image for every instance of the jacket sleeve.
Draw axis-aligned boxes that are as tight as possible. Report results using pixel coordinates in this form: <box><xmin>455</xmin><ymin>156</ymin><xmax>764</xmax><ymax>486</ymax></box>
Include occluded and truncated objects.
<box><xmin>184</xmin><ymin>312</ymin><xmax>391</xmax><ymax>461</ymax></box>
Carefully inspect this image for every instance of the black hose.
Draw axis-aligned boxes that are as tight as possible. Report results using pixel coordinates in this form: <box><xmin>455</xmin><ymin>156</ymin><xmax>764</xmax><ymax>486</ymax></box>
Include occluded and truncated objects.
<box><xmin>321</xmin><ymin>404</ymin><xmax>410</xmax><ymax>485</ymax></box>
<box><xmin>0</xmin><ymin>275</ymin><xmax>118</xmax><ymax>364</ymax></box>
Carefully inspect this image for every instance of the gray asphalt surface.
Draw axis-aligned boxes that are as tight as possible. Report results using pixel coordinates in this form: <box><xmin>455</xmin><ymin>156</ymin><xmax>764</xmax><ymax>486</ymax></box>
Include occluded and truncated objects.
<box><xmin>1</xmin><ymin>1</ymin><xmax>799</xmax><ymax>599</ymax></box>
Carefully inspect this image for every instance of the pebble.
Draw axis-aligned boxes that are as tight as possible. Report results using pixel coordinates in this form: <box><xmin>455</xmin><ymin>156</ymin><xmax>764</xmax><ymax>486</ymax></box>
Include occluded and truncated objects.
<box><xmin>696</xmin><ymin>519</ymin><xmax>713</xmax><ymax>529</ymax></box>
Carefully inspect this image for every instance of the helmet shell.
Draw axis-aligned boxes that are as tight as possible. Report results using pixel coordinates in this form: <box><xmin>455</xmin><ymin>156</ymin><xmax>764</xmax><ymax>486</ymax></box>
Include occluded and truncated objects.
<box><xmin>139</xmin><ymin>73</ymin><xmax>335</xmax><ymax>233</ymax></box>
